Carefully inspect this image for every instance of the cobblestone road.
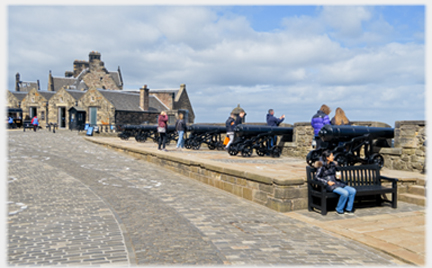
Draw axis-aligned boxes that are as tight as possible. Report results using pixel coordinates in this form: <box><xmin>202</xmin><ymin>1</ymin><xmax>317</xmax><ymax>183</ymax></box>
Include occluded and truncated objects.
<box><xmin>7</xmin><ymin>130</ymin><xmax>402</xmax><ymax>265</ymax></box>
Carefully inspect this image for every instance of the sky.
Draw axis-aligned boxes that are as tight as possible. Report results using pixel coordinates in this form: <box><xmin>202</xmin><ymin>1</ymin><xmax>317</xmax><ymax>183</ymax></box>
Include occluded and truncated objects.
<box><xmin>3</xmin><ymin>2</ymin><xmax>427</xmax><ymax>127</ymax></box>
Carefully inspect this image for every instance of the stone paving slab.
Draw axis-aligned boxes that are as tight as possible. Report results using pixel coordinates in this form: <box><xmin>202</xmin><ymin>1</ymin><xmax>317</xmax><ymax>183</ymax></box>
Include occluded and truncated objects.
<box><xmin>6</xmin><ymin>130</ymin><xmax>422</xmax><ymax>266</ymax></box>
<box><xmin>7</xmin><ymin>157</ymin><xmax>130</xmax><ymax>266</ymax></box>
<box><xmin>286</xmin><ymin>203</ymin><xmax>426</xmax><ymax>266</ymax></box>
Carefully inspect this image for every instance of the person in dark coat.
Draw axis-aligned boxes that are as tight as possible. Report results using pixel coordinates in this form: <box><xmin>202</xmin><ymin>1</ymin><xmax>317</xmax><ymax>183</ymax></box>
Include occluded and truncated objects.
<box><xmin>315</xmin><ymin>150</ymin><xmax>356</xmax><ymax>215</ymax></box>
<box><xmin>175</xmin><ymin>113</ymin><xmax>187</xmax><ymax>150</ymax></box>
<box><xmin>225</xmin><ymin>112</ymin><xmax>245</xmax><ymax>150</ymax></box>
<box><xmin>266</xmin><ymin>109</ymin><xmax>285</xmax><ymax>127</ymax></box>
<box><xmin>311</xmin><ymin>104</ymin><xmax>331</xmax><ymax>149</ymax></box>
<box><xmin>266</xmin><ymin>109</ymin><xmax>285</xmax><ymax>149</ymax></box>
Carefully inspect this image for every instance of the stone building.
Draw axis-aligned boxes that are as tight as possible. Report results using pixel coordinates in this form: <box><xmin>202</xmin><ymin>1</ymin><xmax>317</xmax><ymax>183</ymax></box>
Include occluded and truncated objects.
<box><xmin>7</xmin><ymin>51</ymin><xmax>195</xmax><ymax>128</ymax></box>
<box><xmin>132</xmin><ymin>84</ymin><xmax>195</xmax><ymax>124</ymax></box>
<box><xmin>19</xmin><ymin>88</ymin><xmax>55</xmax><ymax>123</ymax></box>
<box><xmin>48</xmin><ymin>51</ymin><xmax>123</xmax><ymax>91</ymax></box>
<box><xmin>47</xmin><ymin>88</ymin><xmax>85</xmax><ymax>128</ymax></box>
<box><xmin>7</xmin><ymin>91</ymin><xmax>27</xmax><ymax>109</ymax></box>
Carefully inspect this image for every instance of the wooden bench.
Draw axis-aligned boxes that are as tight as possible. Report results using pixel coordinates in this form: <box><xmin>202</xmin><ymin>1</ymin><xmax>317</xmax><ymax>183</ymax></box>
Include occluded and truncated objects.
<box><xmin>22</xmin><ymin>120</ymin><xmax>33</xmax><ymax>131</ymax></box>
<box><xmin>306</xmin><ymin>164</ymin><xmax>398</xmax><ymax>215</ymax></box>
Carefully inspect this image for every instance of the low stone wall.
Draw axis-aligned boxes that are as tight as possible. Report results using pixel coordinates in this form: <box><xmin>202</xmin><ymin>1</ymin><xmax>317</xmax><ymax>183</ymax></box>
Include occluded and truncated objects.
<box><xmin>381</xmin><ymin>121</ymin><xmax>426</xmax><ymax>173</ymax></box>
<box><xmin>86</xmin><ymin>138</ymin><xmax>308</xmax><ymax>213</ymax></box>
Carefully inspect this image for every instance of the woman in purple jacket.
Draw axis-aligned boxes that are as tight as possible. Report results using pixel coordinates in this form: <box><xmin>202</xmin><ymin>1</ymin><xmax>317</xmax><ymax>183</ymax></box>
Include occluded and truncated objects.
<box><xmin>157</xmin><ymin>111</ymin><xmax>169</xmax><ymax>151</ymax></box>
<box><xmin>311</xmin><ymin>104</ymin><xmax>331</xmax><ymax>149</ymax></box>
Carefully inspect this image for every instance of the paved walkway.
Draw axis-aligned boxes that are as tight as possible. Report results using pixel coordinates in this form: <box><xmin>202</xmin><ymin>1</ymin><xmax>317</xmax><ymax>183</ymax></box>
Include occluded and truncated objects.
<box><xmin>7</xmin><ymin>130</ymin><xmax>426</xmax><ymax>265</ymax></box>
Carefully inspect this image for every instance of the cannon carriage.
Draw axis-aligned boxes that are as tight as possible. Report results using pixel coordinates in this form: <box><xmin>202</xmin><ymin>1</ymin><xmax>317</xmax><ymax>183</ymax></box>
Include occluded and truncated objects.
<box><xmin>118</xmin><ymin>125</ymin><xmax>141</xmax><ymax>140</ymax></box>
<box><xmin>184</xmin><ymin>125</ymin><xmax>226</xmax><ymax>150</ymax></box>
<box><xmin>119</xmin><ymin>125</ymin><xmax>178</xmax><ymax>144</ymax></box>
<box><xmin>228</xmin><ymin>125</ymin><xmax>294</xmax><ymax>158</ymax></box>
<box><xmin>306</xmin><ymin>125</ymin><xmax>394</xmax><ymax>168</ymax></box>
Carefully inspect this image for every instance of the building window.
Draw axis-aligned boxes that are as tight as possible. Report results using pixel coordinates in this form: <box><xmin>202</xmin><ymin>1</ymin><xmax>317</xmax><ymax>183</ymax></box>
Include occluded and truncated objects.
<box><xmin>31</xmin><ymin>97</ymin><xmax>35</xmax><ymax>102</ymax></box>
<box><xmin>60</xmin><ymin>97</ymin><xmax>64</xmax><ymax>102</ymax></box>
<box><xmin>91</xmin><ymin>96</ymin><xmax>95</xmax><ymax>102</ymax></box>
<box><xmin>41</xmin><ymin>111</ymin><xmax>45</xmax><ymax>120</ymax></box>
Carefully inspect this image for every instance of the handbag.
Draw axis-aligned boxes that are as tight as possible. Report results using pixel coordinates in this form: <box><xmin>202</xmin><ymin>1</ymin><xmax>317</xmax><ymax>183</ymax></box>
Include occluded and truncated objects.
<box><xmin>157</xmin><ymin>126</ymin><xmax>166</xmax><ymax>133</ymax></box>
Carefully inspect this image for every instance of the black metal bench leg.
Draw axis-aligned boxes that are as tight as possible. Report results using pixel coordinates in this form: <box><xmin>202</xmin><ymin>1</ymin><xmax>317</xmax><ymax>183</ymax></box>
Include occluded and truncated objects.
<box><xmin>392</xmin><ymin>191</ymin><xmax>397</xmax><ymax>208</ymax></box>
<box><xmin>321</xmin><ymin>196</ymin><xmax>327</xmax><ymax>215</ymax></box>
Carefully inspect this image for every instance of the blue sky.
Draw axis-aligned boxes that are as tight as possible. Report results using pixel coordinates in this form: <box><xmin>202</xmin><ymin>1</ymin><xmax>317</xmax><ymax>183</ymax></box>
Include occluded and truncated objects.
<box><xmin>4</xmin><ymin>3</ymin><xmax>426</xmax><ymax>126</ymax></box>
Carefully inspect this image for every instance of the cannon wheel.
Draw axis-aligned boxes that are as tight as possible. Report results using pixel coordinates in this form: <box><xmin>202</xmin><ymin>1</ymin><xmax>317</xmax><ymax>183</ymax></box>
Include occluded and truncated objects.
<box><xmin>208</xmin><ymin>143</ymin><xmax>216</xmax><ymax>150</ymax></box>
<box><xmin>370</xmin><ymin>153</ymin><xmax>384</xmax><ymax>168</ymax></box>
<box><xmin>120</xmin><ymin>135</ymin><xmax>130</xmax><ymax>140</ymax></box>
<box><xmin>306</xmin><ymin>150</ymin><xmax>321</xmax><ymax>167</ymax></box>
<box><xmin>216</xmin><ymin>141</ymin><xmax>225</xmax><ymax>151</ymax></box>
<box><xmin>192</xmin><ymin>140</ymin><xmax>201</xmax><ymax>150</ymax></box>
<box><xmin>256</xmin><ymin>147</ymin><xmax>266</xmax><ymax>157</ymax></box>
<box><xmin>271</xmin><ymin>147</ymin><xmax>281</xmax><ymax>158</ymax></box>
<box><xmin>185</xmin><ymin>138</ymin><xmax>192</xmax><ymax>149</ymax></box>
<box><xmin>241</xmin><ymin>146</ymin><xmax>253</xmax><ymax>157</ymax></box>
<box><xmin>135</xmin><ymin>134</ymin><xmax>147</xmax><ymax>143</ymax></box>
<box><xmin>334</xmin><ymin>153</ymin><xmax>348</xmax><ymax>167</ymax></box>
<box><xmin>228</xmin><ymin>146</ymin><xmax>239</xmax><ymax>156</ymax></box>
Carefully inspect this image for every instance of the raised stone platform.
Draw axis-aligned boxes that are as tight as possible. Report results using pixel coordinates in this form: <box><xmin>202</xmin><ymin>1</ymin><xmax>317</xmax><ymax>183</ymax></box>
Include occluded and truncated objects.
<box><xmin>85</xmin><ymin>136</ymin><xmax>426</xmax><ymax>213</ymax></box>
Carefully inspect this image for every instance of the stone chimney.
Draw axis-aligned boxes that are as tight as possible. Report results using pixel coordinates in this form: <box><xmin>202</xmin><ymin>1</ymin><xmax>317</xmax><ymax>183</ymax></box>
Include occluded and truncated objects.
<box><xmin>140</xmin><ymin>85</ymin><xmax>150</xmax><ymax>111</ymax></box>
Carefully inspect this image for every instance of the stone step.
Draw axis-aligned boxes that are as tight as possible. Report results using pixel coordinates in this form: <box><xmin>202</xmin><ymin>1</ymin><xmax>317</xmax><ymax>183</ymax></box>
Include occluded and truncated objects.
<box><xmin>407</xmin><ymin>185</ymin><xmax>426</xmax><ymax>196</ymax></box>
<box><xmin>416</xmin><ymin>177</ymin><xmax>427</xmax><ymax>187</ymax></box>
<box><xmin>399</xmin><ymin>193</ymin><xmax>426</xmax><ymax>206</ymax></box>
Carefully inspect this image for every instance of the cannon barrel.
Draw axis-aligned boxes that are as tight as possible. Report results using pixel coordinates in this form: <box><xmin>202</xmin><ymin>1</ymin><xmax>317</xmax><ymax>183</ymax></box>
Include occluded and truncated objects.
<box><xmin>318</xmin><ymin>125</ymin><xmax>394</xmax><ymax>142</ymax></box>
<box><xmin>234</xmin><ymin>124</ymin><xmax>294</xmax><ymax>136</ymax></box>
<box><xmin>122</xmin><ymin>125</ymin><xmax>177</xmax><ymax>132</ymax></box>
<box><xmin>187</xmin><ymin>124</ymin><xmax>226</xmax><ymax>133</ymax></box>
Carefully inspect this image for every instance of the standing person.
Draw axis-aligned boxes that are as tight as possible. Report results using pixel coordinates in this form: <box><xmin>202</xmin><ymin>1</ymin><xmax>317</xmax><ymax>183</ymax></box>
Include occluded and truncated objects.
<box><xmin>311</xmin><ymin>104</ymin><xmax>331</xmax><ymax>149</ymax></box>
<box><xmin>331</xmin><ymin>107</ymin><xmax>351</xmax><ymax>125</ymax></box>
<box><xmin>175</xmin><ymin>113</ymin><xmax>186</xmax><ymax>150</ymax></box>
<box><xmin>31</xmin><ymin>115</ymin><xmax>39</xmax><ymax>132</ymax></box>
<box><xmin>157</xmin><ymin>111</ymin><xmax>169</xmax><ymax>151</ymax></box>
<box><xmin>266</xmin><ymin>109</ymin><xmax>285</xmax><ymax>148</ymax></box>
<box><xmin>225</xmin><ymin>111</ymin><xmax>245</xmax><ymax>150</ymax></box>
<box><xmin>315</xmin><ymin>150</ymin><xmax>356</xmax><ymax>215</ymax></box>
<box><xmin>266</xmin><ymin>109</ymin><xmax>285</xmax><ymax>127</ymax></box>
<box><xmin>8</xmin><ymin>116</ymin><xmax>14</xmax><ymax>128</ymax></box>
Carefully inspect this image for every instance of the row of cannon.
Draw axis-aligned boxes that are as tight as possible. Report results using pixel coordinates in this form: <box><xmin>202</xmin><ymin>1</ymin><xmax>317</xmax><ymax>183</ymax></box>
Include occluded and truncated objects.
<box><xmin>117</xmin><ymin>123</ymin><xmax>394</xmax><ymax>168</ymax></box>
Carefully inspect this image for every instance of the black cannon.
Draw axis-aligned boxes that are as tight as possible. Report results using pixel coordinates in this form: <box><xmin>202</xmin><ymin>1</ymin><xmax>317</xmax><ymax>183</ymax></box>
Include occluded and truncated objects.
<box><xmin>306</xmin><ymin>124</ymin><xmax>394</xmax><ymax>168</ymax></box>
<box><xmin>119</xmin><ymin>125</ymin><xmax>178</xmax><ymax>144</ymax></box>
<box><xmin>228</xmin><ymin>124</ymin><xmax>294</xmax><ymax>157</ymax></box>
<box><xmin>184</xmin><ymin>125</ymin><xmax>226</xmax><ymax>150</ymax></box>
<box><xmin>133</xmin><ymin>125</ymin><xmax>158</xmax><ymax>143</ymax></box>
<box><xmin>118</xmin><ymin>125</ymin><xmax>141</xmax><ymax>140</ymax></box>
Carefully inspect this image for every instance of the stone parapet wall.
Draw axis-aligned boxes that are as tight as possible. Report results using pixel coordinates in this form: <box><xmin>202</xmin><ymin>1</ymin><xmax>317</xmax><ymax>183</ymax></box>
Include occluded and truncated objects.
<box><xmin>87</xmin><ymin>138</ymin><xmax>308</xmax><ymax>213</ymax></box>
<box><xmin>381</xmin><ymin>121</ymin><xmax>426</xmax><ymax>173</ymax></box>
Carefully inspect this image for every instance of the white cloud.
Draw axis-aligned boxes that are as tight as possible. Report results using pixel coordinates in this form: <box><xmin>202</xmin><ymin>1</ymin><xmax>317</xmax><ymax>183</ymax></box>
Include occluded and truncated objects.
<box><xmin>6</xmin><ymin>5</ymin><xmax>425</xmax><ymax>126</ymax></box>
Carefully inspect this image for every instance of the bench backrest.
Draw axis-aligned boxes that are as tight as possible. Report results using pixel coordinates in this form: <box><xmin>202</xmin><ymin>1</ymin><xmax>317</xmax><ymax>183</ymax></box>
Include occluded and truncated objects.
<box><xmin>306</xmin><ymin>164</ymin><xmax>382</xmax><ymax>187</ymax></box>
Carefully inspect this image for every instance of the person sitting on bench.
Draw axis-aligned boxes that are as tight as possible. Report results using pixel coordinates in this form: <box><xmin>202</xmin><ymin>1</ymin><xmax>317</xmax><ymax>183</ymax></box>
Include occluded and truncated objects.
<box><xmin>315</xmin><ymin>150</ymin><xmax>356</xmax><ymax>215</ymax></box>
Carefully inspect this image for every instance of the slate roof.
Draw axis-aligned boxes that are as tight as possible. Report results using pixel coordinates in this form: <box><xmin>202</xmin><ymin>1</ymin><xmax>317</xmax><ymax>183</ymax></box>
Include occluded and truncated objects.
<box><xmin>38</xmin><ymin>91</ymin><xmax>56</xmax><ymax>101</ymax></box>
<box><xmin>51</xmin><ymin>70</ymin><xmax>122</xmax><ymax>92</ymax></box>
<box><xmin>11</xmin><ymin>92</ymin><xmax>28</xmax><ymax>101</ymax></box>
<box><xmin>51</xmin><ymin>77</ymin><xmax>76</xmax><ymax>92</ymax></box>
<box><xmin>109</xmin><ymin>71</ymin><xmax>122</xmax><ymax>88</ymax></box>
<box><xmin>65</xmin><ymin>90</ymin><xmax>85</xmax><ymax>100</ymax></box>
<box><xmin>18</xmin><ymin>81</ymin><xmax>39</xmax><ymax>92</ymax></box>
<box><xmin>96</xmin><ymin>89</ymin><xmax>165</xmax><ymax>112</ymax></box>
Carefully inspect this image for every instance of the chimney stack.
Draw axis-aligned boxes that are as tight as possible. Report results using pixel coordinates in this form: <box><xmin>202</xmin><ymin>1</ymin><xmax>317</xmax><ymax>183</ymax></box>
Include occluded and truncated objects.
<box><xmin>140</xmin><ymin>85</ymin><xmax>150</xmax><ymax>111</ymax></box>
